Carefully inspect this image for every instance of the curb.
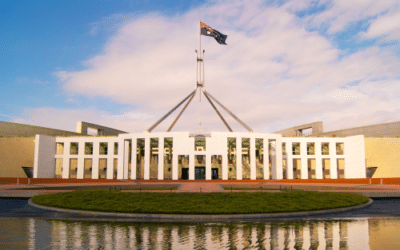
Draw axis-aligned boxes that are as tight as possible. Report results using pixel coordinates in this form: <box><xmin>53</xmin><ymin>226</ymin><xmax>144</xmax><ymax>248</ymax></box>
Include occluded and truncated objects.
<box><xmin>28</xmin><ymin>198</ymin><xmax>373</xmax><ymax>223</ymax></box>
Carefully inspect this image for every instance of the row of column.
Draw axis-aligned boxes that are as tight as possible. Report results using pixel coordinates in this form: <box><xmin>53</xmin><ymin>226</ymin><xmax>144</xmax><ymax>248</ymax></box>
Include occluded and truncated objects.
<box><xmin>121</xmin><ymin>137</ymin><xmax>281</xmax><ymax>180</ymax></box>
<box><xmin>284</xmin><ymin>141</ymin><xmax>343</xmax><ymax>179</ymax></box>
<box><xmin>57</xmin><ymin>157</ymin><xmax>116</xmax><ymax>179</ymax></box>
<box><xmin>27</xmin><ymin>219</ymin><xmax>370</xmax><ymax>249</ymax></box>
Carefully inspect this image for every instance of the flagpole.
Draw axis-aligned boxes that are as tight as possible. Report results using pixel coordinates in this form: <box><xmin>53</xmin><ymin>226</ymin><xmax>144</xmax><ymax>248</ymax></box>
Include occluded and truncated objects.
<box><xmin>199</xmin><ymin>20</ymin><xmax>202</xmax><ymax>102</ymax></box>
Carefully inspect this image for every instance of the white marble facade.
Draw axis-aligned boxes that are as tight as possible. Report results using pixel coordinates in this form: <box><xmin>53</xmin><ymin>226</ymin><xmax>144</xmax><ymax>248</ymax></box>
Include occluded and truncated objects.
<box><xmin>33</xmin><ymin>132</ymin><xmax>366</xmax><ymax>180</ymax></box>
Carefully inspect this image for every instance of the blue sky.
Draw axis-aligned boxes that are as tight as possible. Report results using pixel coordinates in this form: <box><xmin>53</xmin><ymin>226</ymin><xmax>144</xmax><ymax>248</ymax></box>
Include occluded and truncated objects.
<box><xmin>1</xmin><ymin>0</ymin><xmax>400</xmax><ymax>133</ymax></box>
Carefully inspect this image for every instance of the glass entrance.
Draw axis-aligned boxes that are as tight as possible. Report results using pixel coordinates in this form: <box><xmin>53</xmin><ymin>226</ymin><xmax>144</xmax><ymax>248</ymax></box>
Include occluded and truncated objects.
<box><xmin>181</xmin><ymin>168</ymin><xmax>189</xmax><ymax>180</ymax></box>
<box><xmin>211</xmin><ymin>168</ymin><xmax>218</xmax><ymax>180</ymax></box>
<box><xmin>195</xmin><ymin>167</ymin><xmax>205</xmax><ymax>180</ymax></box>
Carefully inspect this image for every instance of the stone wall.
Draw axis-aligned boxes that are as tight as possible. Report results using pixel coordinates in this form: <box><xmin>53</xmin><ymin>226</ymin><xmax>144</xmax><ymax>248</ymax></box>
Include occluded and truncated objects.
<box><xmin>321</xmin><ymin>121</ymin><xmax>400</xmax><ymax>137</ymax></box>
<box><xmin>0</xmin><ymin>121</ymin><xmax>80</xmax><ymax>137</ymax></box>
<box><xmin>365</xmin><ymin>137</ymin><xmax>400</xmax><ymax>178</ymax></box>
<box><xmin>274</xmin><ymin>121</ymin><xmax>323</xmax><ymax>137</ymax></box>
<box><xmin>0</xmin><ymin>137</ymin><xmax>35</xmax><ymax>177</ymax></box>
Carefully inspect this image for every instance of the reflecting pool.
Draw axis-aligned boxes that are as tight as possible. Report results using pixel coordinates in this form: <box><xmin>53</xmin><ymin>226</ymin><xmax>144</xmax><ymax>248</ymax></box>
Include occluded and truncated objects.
<box><xmin>1</xmin><ymin>217</ymin><xmax>399</xmax><ymax>249</ymax></box>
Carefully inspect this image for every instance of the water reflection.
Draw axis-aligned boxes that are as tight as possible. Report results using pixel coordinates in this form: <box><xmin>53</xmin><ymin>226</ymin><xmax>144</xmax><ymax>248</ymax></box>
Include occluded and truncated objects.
<box><xmin>0</xmin><ymin>217</ymin><xmax>397</xmax><ymax>249</ymax></box>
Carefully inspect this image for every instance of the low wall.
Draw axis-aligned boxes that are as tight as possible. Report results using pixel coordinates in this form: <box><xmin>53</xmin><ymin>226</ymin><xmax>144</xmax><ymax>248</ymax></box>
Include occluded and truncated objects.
<box><xmin>365</xmin><ymin>137</ymin><xmax>400</xmax><ymax>178</ymax></box>
<box><xmin>0</xmin><ymin>137</ymin><xmax>35</xmax><ymax>178</ymax></box>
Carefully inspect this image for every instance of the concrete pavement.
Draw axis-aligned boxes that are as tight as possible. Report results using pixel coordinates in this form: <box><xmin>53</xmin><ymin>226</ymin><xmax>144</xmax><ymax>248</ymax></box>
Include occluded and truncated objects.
<box><xmin>2</xmin><ymin>179</ymin><xmax>400</xmax><ymax>198</ymax></box>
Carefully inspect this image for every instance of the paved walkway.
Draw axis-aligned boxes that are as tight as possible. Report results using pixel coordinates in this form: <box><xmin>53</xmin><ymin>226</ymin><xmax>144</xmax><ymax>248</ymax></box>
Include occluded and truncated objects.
<box><xmin>2</xmin><ymin>180</ymin><xmax>400</xmax><ymax>198</ymax></box>
<box><xmin>179</xmin><ymin>182</ymin><xmax>222</xmax><ymax>192</ymax></box>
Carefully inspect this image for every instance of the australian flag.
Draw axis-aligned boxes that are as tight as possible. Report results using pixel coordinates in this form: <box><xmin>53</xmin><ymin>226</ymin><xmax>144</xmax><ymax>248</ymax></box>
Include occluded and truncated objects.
<box><xmin>200</xmin><ymin>21</ymin><xmax>227</xmax><ymax>45</ymax></box>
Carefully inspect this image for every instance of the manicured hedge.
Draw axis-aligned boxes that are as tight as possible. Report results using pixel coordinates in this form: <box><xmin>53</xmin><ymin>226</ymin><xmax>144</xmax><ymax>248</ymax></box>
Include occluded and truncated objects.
<box><xmin>32</xmin><ymin>190</ymin><xmax>369</xmax><ymax>215</ymax></box>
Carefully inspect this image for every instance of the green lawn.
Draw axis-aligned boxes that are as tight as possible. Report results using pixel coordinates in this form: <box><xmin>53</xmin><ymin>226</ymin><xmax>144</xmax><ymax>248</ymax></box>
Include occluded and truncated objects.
<box><xmin>122</xmin><ymin>187</ymin><xmax>178</xmax><ymax>190</ymax></box>
<box><xmin>222</xmin><ymin>186</ymin><xmax>281</xmax><ymax>191</ymax></box>
<box><xmin>32</xmin><ymin>190</ymin><xmax>369</xmax><ymax>215</ymax></box>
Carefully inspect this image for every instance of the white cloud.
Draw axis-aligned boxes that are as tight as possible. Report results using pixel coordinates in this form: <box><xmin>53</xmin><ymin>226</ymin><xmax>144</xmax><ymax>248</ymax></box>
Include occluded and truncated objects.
<box><xmin>363</xmin><ymin>10</ymin><xmax>400</xmax><ymax>41</ymax></box>
<box><xmin>12</xmin><ymin>107</ymin><xmax>158</xmax><ymax>133</ymax></box>
<box><xmin>29</xmin><ymin>0</ymin><xmax>399</xmax><ymax>134</ymax></box>
<box><xmin>290</xmin><ymin>0</ymin><xmax>400</xmax><ymax>35</ymax></box>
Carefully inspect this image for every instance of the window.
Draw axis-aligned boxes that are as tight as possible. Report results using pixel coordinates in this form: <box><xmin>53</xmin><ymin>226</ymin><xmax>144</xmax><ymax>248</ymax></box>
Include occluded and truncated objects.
<box><xmin>85</xmin><ymin>142</ymin><xmax>93</xmax><ymax>155</ymax></box>
<box><xmin>195</xmin><ymin>136</ymin><xmax>206</xmax><ymax>151</ymax></box>
<box><xmin>56</xmin><ymin>142</ymin><xmax>64</xmax><ymax>155</ymax></box>
<box><xmin>336</xmin><ymin>143</ymin><xmax>344</xmax><ymax>155</ymax></box>
<box><xmin>292</xmin><ymin>143</ymin><xmax>300</xmax><ymax>155</ymax></box>
<box><xmin>100</xmin><ymin>142</ymin><xmax>108</xmax><ymax>155</ymax></box>
<box><xmin>70</xmin><ymin>142</ymin><xmax>78</xmax><ymax>155</ymax></box>
<box><xmin>321</xmin><ymin>143</ymin><xmax>329</xmax><ymax>155</ymax></box>
<box><xmin>307</xmin><ymin>143</ymin><xmax>315</xmax><ymax>155</ymax></box>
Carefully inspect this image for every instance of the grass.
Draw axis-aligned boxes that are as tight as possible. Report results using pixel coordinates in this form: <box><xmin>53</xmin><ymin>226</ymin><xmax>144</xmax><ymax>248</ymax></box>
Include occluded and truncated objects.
<box><xmin>13</xmin><ymin>184</ymin><xmax>180</xmax><ymax>191</ymax></box>
<box><xmin>32</xmin><ymin>190</ymin><xmax>369</xmax><ymax>215</ymax></box>
<box><xmin>221</xmin><ymin>186</ymin><xmax>281</xmax><ymax>191</ymax></box>
<box><xmin>122</xmin><ymin>187</ymin><xmax>178</xmax><ymax>190</ymax></box>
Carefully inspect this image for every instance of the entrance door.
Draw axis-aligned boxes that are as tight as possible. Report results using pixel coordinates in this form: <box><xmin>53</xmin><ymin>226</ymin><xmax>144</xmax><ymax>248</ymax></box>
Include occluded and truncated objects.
<box><xmin>195</xmin><ymin>167</ymin><xmax>205</xmax><ymax>180</ymax></box>
<box><xmin>181</xmin><ymin>168</ymin><xmax>189</xmax><ymax>180</ymax></box>
<box><xmin>212</xmin><ymin>168</ymin><xmax>218</xmax><ymax>180</ymax></box>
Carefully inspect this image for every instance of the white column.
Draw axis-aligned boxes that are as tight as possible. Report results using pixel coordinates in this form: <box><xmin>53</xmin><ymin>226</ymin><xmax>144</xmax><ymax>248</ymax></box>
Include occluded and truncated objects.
<box><xmin>251</xmin><ymin>227</ymin><xmax>257</xmax><ymax>248</ymax></box>
<box><xmin>300</xmin><ymin>142</ymin><xmax>308</xmax><ymax>179</ymax></box>
<box><xmin>33</xmin><ymin>135</ymin><xmax>56</xmax><ymax>178</ymax></box>
<box><xmin>329</xmin><ymin>142</ymin><xmax>338</xmax><ymax>179</ymax></box>
<box><xmin>222</xmin><ymin>151</ymin><xmax>228</xmax><ymax>180</ymax></box>
<box><xmin>131</xmin><ymin>138</ymin><xmax>137</xmax><ymax>180</ymax></box>
<box><xmin>263</xmin><ymin>138</ymin><xmax>269</xmax><ymax>179</ymax></box>
<box><xmin>59</xmin><ymin>222</ymin><xmax>67</xmax><ymax>249</ymax></box>
<box><xmin>92</xmin><ymin>141</ymin><xmax>99</xmax><ymax>179</ymax></box>
<box><xmin>264</xmin><ymin>224</ymin><xmax>271</xmax><ymax>250</ymax></box>
<box><xmin>270</xmin><ymin>140</ymin><xmax>277</xmax><ymax>179</ymax></box>
<box><xmin>144</xmin><ymin>137</ymin><xmax>150</xmax><ymax>180</ymax></box>
<box><xmin>171</xmin><ymin>227</ymin><xmax>179</xmax><ymax>250</ymax></box>
<box><xmin>347</xmin><ymin>219</ymin><xmax>369</xmax><ymax>250</ymax></box>
<box><xmin>104</xmin><ymin>225</ymin><xmax>112</xmax><ymax>250</ymax></box>
<box><xmin>206</xmin><ymin>154</ymin><xmax>212</xmax><ymax>180</ymax></box>
<box><xmin>250</xmin><ymin>137</ymin><xmax>256</xmax><ymax>180</ymax></box>
<box><xmin>275</xmin><ymin>137</ymin><xmax>283</xmax><ymax>179</ymax></box>
<box><xmin>287</xmin><ymin>225</ymin><xmax>295</xmax><ymax>249</ymax></box>
<box><xmin>172</xmin><ymin>152</ymin><xmax>178</xmax><ymax>180</ymax></box>
<box><xmin>330</xmin><ymin>159</ymin><xmax>338</xmax><ymax>179</ymax></box>
<box><xmin>114</xmin><ymin>227</ymin><xmax>126</xmax><ymax>250</ymax></box>
<box><xmin>277</xmin><ymin>227</ymin><xmax>285</xmax><ymax>250</ymax></box>
<box><xmin>158</xmin><ymin>137</ymin><xmax>164</xmax><ymax>180</ymax></box>
<box><xmin>77</xmin><ymin>159</ymin><xmax>84</xmax><ymax>179</ymax></box>
<box><xmin>62</xmin><ymin>157</ymin><xmax>69</xmax><ymax>179</ymax></box>
<box><xmin>315</xmin><ymin>141</ymin><xmax>323</xmax><ymax>179</ymax></box>
<box><xmin>303</xmin><ymin>224</ymin><xmax>311</xmax><ymax>249</ymax></box>
<box><xmin>77</xmin><ymin>142</ymin><xmax>84</xmax><ymax>179</ymax></box>
<box><xmin>189</xmin><ymin>154</ymin><xmax>195</xmax><ymax>180</ymax></box>
<box><xmin>106</xmin><ymin>157</ymin><xmax>113</xmax><ymax>179</ymax></box>
<box><xmin>205</xmin><ymin>227</ymin><xmax>212</xmax><ymax>249</ymax></box>
<box><xmin>123</xmin><ymin>140</ymin><xmax>130</xmax><ymax>179</ymax></box>
<box><xmin>128</xmin><ymin>227</ymin><xmax>136</xmax><ymax>249</ymax></box>
<box><xmin>286</xmin><ymin>142</ymin><xmax>293</xmax><ymax>179</ymax></box>
<box><xmin>63</xmin><ymin>141</ymin><xmax>71</xmax><ymax>179</ymax></box>
<box><xmin>89</xmin><ymin>225</ymin><xmax>97</xmax><ymax>248</ymax></box>
<box><xmin>332</xmin><ymin>222</ymin><xmax>340</xmax><ymax>250</ymax></box>
<box><xmin>157</xmin><ymin>227</ymin><xmax>164</xmax><ymax>250</ymax></box>
<box><xmin>28</xmin><ymin>218</ymin><xmax>36</xmax><ymax>250</ymax></box>
<box><xmin>236</xmin><ymin>137</ymin><xmax>242</xmax><ymax>180</ymax></box>
<box><xmin>221</xmin><ymin>227</ymin><xmax>229</xmax><ymax>249</ymax></box>
<box><xmin>141</xmin><ymin>227</ymin><xmax>150</xmax><ymax>250</ymax></box>
<box><xmin>317</xmin><ymin>222</ymin><xmax>326</xmax><ymax>250</ymax></box>
<box><xmin>73</xmin><ymin>223</ymin><xmax>82</xmax><ymax>249</ymax></box>
<box><xmin>92</xmin><ymin>158</ymin><xmax>99</xmax><ymax>179</ymax></box>
<box><xmin>237</xmin><ymin>225</ymin><xmax>244</xmax><ymax>249</ymax></box>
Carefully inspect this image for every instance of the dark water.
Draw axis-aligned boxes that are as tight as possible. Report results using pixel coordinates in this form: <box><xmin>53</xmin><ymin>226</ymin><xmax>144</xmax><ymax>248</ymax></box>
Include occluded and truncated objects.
<box><xmin>1</xmin><ymin>198</ymin><xmax>400</xmax><ymax>249</ymax></box>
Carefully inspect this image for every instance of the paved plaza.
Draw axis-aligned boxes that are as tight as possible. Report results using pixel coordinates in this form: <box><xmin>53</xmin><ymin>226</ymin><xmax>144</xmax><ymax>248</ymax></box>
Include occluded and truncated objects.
<box><xmin>2</xmin><ymin>178</ymin><xmax>400</xmax><ymax>198</ymax></box>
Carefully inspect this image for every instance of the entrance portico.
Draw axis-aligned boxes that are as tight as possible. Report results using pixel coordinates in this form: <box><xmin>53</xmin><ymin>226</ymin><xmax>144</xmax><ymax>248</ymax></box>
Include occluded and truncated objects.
<box><xmin>116</xmin><ymin>131</ymin><xmax>282</xmax><ymax>181</ymax></box>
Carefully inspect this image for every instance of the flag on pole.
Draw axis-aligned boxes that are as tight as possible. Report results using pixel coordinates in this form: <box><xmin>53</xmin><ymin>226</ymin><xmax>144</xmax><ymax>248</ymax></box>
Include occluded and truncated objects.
<box><xmin>200</xmin><ymin>21</ymin><xmax>227</xmax><ymax>45</ymax></box>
